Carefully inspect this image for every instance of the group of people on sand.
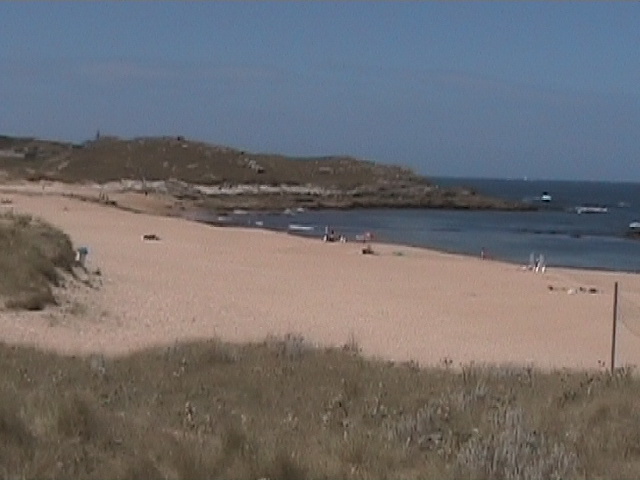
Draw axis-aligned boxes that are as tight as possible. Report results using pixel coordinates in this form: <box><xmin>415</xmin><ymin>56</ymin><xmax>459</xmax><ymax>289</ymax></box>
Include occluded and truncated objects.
<box><xmin>323</xmin><ymin>226</ymin><xmax>377</xmax><ymax>255</ymax></box>
<box><xmin>322</xmin><ymin>226</ymin><xmax>347</xmax><ymax>243</ymax></box>
<box><xmin>481</xmin><ymin>248</ymin><xmax>548</xmax><ymax>272</ymax></box>
<box><xmin>528</xmin><ymin>252</ymin><xmax>547</xmax><ymax>272</ymax></box>
<box><xmin>322</xmin><ymin>226</ymin><xmax>376</xmax><ymax>244</ymax></box>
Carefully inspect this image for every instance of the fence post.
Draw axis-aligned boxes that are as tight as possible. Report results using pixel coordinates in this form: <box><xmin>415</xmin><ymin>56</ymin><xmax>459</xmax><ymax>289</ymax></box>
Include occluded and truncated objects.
<box><xmin>611</xmin><ymin>281</ymin><xmax>619</xmax><ymax>374</ymax></box>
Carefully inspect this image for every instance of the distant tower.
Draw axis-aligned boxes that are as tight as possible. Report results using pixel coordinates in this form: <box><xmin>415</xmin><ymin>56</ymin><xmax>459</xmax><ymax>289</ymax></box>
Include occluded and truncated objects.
<box><xmin>95</xmin><ymin>129</ymin><xmax>100</xmax><ymax>141</ymax></box>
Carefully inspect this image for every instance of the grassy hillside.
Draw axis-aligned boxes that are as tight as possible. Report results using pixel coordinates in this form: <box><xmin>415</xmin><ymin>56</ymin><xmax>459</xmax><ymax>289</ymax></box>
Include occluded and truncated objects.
<box><xmin>0</xmin><ymin>135</ymin><xmax>428</xmax><ymax>190</ymax></box>
<box><xmin>0</xmin><ymin>134</ymin><xmax>534</xmax><ymax>211</ymax></box>
<box><xmin>1</xmin><ymin>335</ymin><xmax>640</xmax><ymax>479</ymax></box>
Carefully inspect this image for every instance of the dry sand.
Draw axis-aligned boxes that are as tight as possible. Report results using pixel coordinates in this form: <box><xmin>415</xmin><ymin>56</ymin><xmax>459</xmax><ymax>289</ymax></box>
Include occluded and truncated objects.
<box><xmin>2</xmin><ymin>184</ymin><xmax>640</xmax><ymax>371</ymax></box>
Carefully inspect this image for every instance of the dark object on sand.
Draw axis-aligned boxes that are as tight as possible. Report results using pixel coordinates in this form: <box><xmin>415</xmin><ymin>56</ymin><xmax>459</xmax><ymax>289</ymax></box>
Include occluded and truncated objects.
<box><xmin>362</xmin><ymin>244</ymin><xmax>374</xmax><ymax>255</ymax></box>
<box><xmin>142</xmin><ymin>234</ymin><xmax>161</xmax><ymax>241</ymax></box>
<box><xmin>579</xmin><ymin>286</ymin><xmax>599</xmax><ymax>294</ymax></box>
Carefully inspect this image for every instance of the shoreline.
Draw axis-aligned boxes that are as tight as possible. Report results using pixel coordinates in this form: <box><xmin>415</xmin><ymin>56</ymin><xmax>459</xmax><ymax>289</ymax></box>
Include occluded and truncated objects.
<box><xmin>3</xmin><ymin>180</ymin><xmax>639</xmax><ymax>275</ymax></box>
<box><xmin>2</xmin><ymin>185</ymin><xmax>640</xmax><ymax>372</ymax></box>
<box><xmin>194</xmin><ymin>214</ymin><xmax>640</xmax><ymax>276</ymax></box>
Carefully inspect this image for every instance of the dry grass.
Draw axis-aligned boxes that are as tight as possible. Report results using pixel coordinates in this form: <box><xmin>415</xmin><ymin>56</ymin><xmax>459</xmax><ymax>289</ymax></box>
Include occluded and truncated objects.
<box><xmin>1</xmin><ymin>135</ymin><xmax>532</xmax><ymax>211</ymax></box>
<box><xmin>1</xmin><ymin>336</ymin><xmax>640</xmax><ymax>479</ymax></box>
<box><xmin>0</xmin><ymin>135</ymin><xmax>423</xmax><ymax>190</ymax></box>
<box><xmin>0</xmin><ymin>212</ymin><xmax>75</xmax><ymax>310</ymax></box>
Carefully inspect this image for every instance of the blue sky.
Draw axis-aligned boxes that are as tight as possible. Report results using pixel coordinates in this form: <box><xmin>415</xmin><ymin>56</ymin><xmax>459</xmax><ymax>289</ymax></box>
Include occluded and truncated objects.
<box><xmin>1</xmin><ymin>2</ymin><xmax>639</xmax><ymax>181</ymax></box>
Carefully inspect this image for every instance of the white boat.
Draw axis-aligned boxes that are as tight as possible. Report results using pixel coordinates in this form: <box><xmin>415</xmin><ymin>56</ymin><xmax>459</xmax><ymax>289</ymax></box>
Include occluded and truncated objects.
<box><xmin>540</xmin><ymin>192</ymin><xmax>552</xmax><ymax>202</ymax></box>
<box><xmin>576</xmin><ymin>206</ymin><xmax>608</xmax><ymax>214</ymax></box>
<box><xmin>288</xmin><ymin>224</ymin><xmax>315</xmax><ymax>232</ymax></box>
<box><xmin>627</xmin><ymin>222</ymin><xmax>640</xmax><ymax>238</ymax></box>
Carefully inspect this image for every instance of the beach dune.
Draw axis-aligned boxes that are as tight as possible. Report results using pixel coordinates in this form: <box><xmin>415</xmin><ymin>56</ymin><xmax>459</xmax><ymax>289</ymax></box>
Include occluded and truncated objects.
<box><xmin>2</xmin><ymin>188</ymin><xmax>640</xmax><ymax>371</ymax></box>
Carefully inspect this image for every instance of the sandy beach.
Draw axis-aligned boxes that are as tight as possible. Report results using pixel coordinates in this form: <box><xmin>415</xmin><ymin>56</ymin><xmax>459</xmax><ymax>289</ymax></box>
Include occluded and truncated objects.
<box><xmin>2</xmin><ymin>183</ymin><xmax>640</xmax><ymax>371</ymax></box>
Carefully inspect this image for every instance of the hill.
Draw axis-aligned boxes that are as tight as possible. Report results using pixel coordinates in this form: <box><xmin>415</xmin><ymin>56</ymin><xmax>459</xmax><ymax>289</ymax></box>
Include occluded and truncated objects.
<box><xmin>0</xmin><ymin>134</ymin><xmax>533</xmax><ymax>211</ymax></box>
<box><xmin>0</xmin><ymin>135</ymin><xmax>423</xmax><ymax>188</ymax></box>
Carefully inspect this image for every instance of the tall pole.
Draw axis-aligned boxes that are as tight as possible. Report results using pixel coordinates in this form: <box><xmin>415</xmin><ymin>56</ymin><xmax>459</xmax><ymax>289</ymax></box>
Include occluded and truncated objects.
<box><xmin>611</xmin><ymin>281</ymin><xmax>619</xmax><ymax>374</ymax></box>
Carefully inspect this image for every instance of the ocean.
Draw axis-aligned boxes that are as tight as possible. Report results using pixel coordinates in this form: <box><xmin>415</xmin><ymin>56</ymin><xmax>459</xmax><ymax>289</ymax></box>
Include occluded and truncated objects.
<box><xmin>199</xmin><ymin>178</ymin><xmax>640</xmax><ymax>273</ymax></box>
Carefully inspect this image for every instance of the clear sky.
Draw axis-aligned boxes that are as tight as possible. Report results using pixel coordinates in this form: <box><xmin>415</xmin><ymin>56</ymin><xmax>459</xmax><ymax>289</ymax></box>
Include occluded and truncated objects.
<box><xmin>1</xmin><ymin>2</ymin><xmax>639</xmax><ymax>181</ymax></box>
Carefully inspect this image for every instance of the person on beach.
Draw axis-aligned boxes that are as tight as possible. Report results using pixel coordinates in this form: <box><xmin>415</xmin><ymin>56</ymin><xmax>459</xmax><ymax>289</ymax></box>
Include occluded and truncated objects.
<box><xmin>323</xmin><ymin>226</ymin><xmax>339</xmax><ymax>242</ymax></box>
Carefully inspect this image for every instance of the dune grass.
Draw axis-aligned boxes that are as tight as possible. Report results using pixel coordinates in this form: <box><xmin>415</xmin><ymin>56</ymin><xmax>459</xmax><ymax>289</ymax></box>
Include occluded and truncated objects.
<box><xmin>1</xmin><ymin>334</ymin><xmax>640</xmax><ymax>479</ymax></box>
<box><xmin>1</xmin><ymin>213</ymin><xmax>639</xmax><ymax>478</ymax></box>
<box><xmin>0</xmin><ymin>211</ymin><xmax>75</xmax><ymax>310</ymax></box>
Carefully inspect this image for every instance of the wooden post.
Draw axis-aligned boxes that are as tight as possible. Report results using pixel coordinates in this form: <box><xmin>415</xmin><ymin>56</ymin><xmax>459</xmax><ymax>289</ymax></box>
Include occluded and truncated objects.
<box><xmin>611</xmin><ymin>281</ymin><xmax>619</xmax><ymax>374</ymax></box>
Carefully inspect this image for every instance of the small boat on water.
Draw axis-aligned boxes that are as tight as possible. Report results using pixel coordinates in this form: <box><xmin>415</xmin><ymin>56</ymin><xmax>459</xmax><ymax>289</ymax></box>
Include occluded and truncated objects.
<box><xmin>540</xmin><ymin>192</ymin><xmax>552</xmax><ymax>202</ymax></box>
<box><xmin>627</xmin><ymin>222</ymin><xmax>640</xmax><ymax>239</ymax></box>
<box><xmin>288</xmin><ymin>224</ymin><xmax>315</xmax><ymax>232</ymax></box>
<box><xmin>575</xmin><ymin>205</ymin><xmax>608</xmax><ymax>214</ymax></box>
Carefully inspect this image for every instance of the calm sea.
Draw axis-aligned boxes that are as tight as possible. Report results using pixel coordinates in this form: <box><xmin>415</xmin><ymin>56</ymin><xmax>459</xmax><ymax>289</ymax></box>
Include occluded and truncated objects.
<box><xmin>200</xmin><ymin>178</ymin><xmax>640</xmax><ymax>273</ymax></box>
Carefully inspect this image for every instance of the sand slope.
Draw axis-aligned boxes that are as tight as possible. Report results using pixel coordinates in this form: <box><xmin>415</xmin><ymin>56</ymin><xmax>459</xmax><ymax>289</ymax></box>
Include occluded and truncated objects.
<box><xmin>2</xmin><ymin>188</ymin><xmax>640</xmax><ymax>370</ymax></box>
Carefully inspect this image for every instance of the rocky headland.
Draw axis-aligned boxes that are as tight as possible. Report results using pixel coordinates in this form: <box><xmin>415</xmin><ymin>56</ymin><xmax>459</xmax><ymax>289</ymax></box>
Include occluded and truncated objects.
<box><xmin>0</xmin><ymin>134</ymin><xmax>534</xmax><ymax>213</ymax></box>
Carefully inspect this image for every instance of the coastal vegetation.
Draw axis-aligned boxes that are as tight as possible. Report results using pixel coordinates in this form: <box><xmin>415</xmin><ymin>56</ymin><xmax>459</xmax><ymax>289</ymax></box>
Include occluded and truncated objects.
<box><xmin>0</xmin><ymin>210</ymin><xmax>75</xmax><ymax>310</ymax></box>
<box><xmin>1</xmin><ymin>335</ymin><xmax>640</xmax><ymax>479</ymax></box>
<box><xmin>0</xmin><ymin>134</ymin><xmax>533</xmax><ymax>212</ymax></box>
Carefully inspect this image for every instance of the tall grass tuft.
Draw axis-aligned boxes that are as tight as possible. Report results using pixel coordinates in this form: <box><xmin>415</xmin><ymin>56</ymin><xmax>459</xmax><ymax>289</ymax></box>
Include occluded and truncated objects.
<box><xmin>456</xmin><ymin>406</ymin><xmax>578</xmax><ymax>480</ymax></box>
<box><xmin>0</xmin><ymin>212</ymin><xmax>75</xmax><ymax>310</ymax></box>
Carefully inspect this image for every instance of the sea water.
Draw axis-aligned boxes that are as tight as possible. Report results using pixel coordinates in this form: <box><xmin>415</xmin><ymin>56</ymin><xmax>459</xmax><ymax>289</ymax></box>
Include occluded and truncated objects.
<box><xmin>200</xmin><ymin>178</ymin><xmax>640</xmax><ymax>273</ymax></box>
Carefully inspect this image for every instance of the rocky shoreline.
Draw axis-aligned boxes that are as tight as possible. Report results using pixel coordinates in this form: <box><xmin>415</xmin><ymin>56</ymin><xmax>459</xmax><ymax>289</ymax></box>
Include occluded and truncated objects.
<box><xmin>113</xmin><ymin>179</ymin><xmax>535</xmax><ymax>213</ymax></box>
